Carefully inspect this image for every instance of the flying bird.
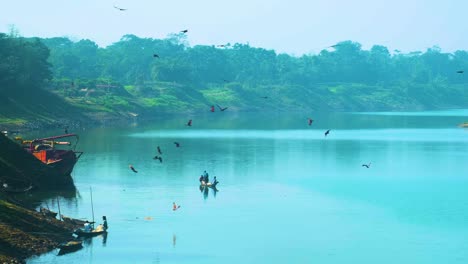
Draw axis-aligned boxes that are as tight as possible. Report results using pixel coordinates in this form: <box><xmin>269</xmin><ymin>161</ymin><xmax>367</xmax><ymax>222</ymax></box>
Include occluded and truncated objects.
<box><xmin>157</xmin><ymin>146</ymin><xmax>162</xmax><ymax>155</ymax></box>
<box><xmin>174</xmin><ymin>142</ymin><xmax>180</xmax><ymax>148</ymax></box>
<box><xmin>129</xmin><ymin>164</ymin><xmax>138</xmax><ymax>173</ymax></box>
<box><xmin>186</xmin><ymin>119</ymin><xmax>192</xmax><ymax>126</ymax></box>
<box><xmin>307</xmin><ymin>118</ymin><xmax>314</xmax><ymax>126</ymax></box>
<box><xmin>324</xmin><ymin>129</ymin><xmax>331</xmax><ymax>137</ymax></box>
<box><xmin>457</xmin><ymin>70</ymin><xmax>464</xmax><ymax>74</ymax></box>
<box><xmin>153</xmin><ymin>54</ymin><xmax>160</xmax><ymax>58</ymax></box>
<box><xmin>153</xmin><ymin>156</ymin><xmax>163</xmax><ymax>163</ymax></box>
<box><xmin>180</xmin><ymin>29</ymin><xmax>188</xmax><ymax>34</ymax></box>
<box><xmin>113</xmin><ymin>5</ymin><xmax>127</xmax><ymax>11</ymax></box>
<box><xmin>216</xmin><ymin>104</ymin><xmax>228</xmax><ymax>111</ymax></box>
<box><xmin>323</xmin><ymin>44</ymin><xmax>340</xmax><ymax>50</ymax></box>
<box><xmin>362</xmin><ymin>162</ymin><xmax>371</xmax><ymax>168</ymax></box>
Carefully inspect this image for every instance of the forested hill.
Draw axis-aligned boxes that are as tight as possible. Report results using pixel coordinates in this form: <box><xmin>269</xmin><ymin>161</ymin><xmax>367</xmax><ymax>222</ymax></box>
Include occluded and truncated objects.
<box><xmin>2</xmin><ymin>32</ymin><xmax>468</xmax><ymax>126</ymax></box>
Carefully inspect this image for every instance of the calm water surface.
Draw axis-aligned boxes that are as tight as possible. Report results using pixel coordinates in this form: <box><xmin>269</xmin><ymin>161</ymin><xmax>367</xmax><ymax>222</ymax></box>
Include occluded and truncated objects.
<box><xmin>28</xmin><ymin>111</ymin><xmax>468</xmax><ymax>263</ymax></box>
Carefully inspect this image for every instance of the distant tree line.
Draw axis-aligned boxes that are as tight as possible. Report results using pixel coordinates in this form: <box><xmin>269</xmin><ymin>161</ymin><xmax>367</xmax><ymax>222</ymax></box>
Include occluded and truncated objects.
<box><xmin>2</xmin><ymin>32</ymin><xmax>468</xmax><ymax>111</ymax></box>
<box><xmin>39</xmin><ymin>34</ymin><xmax>468</xmax><ymax>88</ymax></box>
<box><xmin>0</xmin><ymin>33</ymin><xmax>52</xmax><ymax>92</ymax></box>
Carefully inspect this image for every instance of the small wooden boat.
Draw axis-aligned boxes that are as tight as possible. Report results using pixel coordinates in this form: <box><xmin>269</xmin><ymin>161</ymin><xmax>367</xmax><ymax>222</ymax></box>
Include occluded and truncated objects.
<box><xmin>62</xmin><ymin>216</ymin><xmax>87</xmax><ymax>226</ymax></box>
<box><xmin>58</xmin><ymin>240</ymin><xmax>83</xmax><ymax>255</ymax></box>
<box><xmin>1</xmin><ymin>184</ymin><xmax>33</xmax><ymax>193</ymax></box>
<box><xmin>40</xmin><ymin>207</ymin><xmax>58</xmax><ymax>218</ymax></box>
<box><xmin>200</xmin><ymin>181</ymin><xmax>218</xmax><ymax>188</ymax></box>
<box><xmin>74</xmin><ymin>224</ymin><xmax>107</xmax><ymax>237</ymax></box>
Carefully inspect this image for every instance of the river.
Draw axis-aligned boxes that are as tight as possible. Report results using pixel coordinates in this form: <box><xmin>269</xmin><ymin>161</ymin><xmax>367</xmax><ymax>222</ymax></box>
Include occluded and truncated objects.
<box><xmin>28</xmin><ymin>110</ymin><xmax>468</xmax><ymax>263</ymax></box>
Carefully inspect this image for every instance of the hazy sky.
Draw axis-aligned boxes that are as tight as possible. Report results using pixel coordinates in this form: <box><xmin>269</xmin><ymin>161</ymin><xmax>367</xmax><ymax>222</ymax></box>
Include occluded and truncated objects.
<box><xmin>1</xmin><ymin>0</ymin><xmax>466</xmax><ymax>55</ymax></box>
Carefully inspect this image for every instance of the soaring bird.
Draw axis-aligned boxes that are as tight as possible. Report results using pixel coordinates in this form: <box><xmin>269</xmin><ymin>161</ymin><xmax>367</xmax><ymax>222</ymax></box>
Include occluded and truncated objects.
<box><xmin>129</xmin><ymin>164</ymin><xmax>138</xmax><ymax>173</ymax></box>
<box><xmin>457</xmin><ymin>70</ymin><xmax>464</xmax><ymax>74</ymax></box>
<box><xmin>216</xmin><ymin>104</ymin><xmax>228</xmax><ymax>111</ymax></box>
<box><xmin>307</xmin><ymin>118</ymin><xmax>314</xmax><ymax>126</ymax></box>
<box><xmin>186</xmin><ymin>119</ymin><xmax>192</xmax><ymax>126</ymax></box>
<box><xmin>113</xmin><ymin>5</ymin><xmax>127</xmax><ymax>11</ymax></box>
<box><xmin>180</xmin><ymin>29</ymin><xmax>188</xmax><ymax>34</ymax></box>
<box><xmin>362</xmin><ymin>162</ymin><xmax>371</xmax><ymax>168</ymax></box>
<box><xmin>323</xmin><ymin>44</ymin><xmax>340</xmax><ymax>50</ymax></box>
<box><xmin>174</xmin><ymin>142</ymin><xmax>180</xmax><ymax>148</ymax></box>
<box><xmin>153</xmin><ymin>156</ymin><xmax>163</xmax><ymax>163</ymax></box>
<box><xmin>324</xmin><ymin>129</ymin><xmax>331</xmax><ymax>137</ymax></box>
<box><xmin>210</xmin><ymin>105</ymin><xmax>215</xmax><ymax>112</ymax></box>
<box><xmin>157</xmin><ymin>146</ymin><xmax>162</xmax><ymax>155</ymax></box>
<box><xmin>153</xmin><ymin>54</ymin><xmax>160</xmax><ymax>58</ymax></box>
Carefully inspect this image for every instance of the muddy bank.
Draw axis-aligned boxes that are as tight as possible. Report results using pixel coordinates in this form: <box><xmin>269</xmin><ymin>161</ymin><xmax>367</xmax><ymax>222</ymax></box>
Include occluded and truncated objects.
<box><xmin>0</xmin><ymin>198</ymin><xmax>79</xmax><ymax>263</ymax></box>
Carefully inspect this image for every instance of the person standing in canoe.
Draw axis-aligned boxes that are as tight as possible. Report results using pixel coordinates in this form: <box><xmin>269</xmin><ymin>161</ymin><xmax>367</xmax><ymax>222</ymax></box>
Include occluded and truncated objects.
<box><xmin>102</xmin><ymin>216</ymin><xmax>108</xmax><ymax>231</ymax></box>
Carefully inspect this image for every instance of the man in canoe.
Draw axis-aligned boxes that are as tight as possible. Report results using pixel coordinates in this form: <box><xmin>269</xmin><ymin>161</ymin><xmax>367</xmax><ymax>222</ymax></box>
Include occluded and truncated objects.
<box><xmin>102</xmin><ymin>216</ymin><xmax>108</xmax><ymax>231</ymax></box>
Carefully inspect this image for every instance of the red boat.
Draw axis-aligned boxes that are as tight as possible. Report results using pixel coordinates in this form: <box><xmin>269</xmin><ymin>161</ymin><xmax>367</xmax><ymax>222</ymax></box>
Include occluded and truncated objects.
<box><xmin>20</xmin><ymin>134</ymin><xmax>83</xmax><ymax>175</ymax></box>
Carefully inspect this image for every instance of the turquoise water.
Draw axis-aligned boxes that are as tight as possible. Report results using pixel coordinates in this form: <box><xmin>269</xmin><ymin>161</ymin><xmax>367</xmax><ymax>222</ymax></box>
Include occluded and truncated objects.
<box><xmin>28</xmin><ymin>111</ymin><xmax>468</xmax><ymax>263</ymax></box>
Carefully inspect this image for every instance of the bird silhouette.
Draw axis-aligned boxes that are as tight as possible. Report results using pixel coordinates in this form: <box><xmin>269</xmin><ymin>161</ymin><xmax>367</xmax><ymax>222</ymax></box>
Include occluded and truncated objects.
<box><xmin>216</xmin><ymin>104</ymin><xmax>228</xmax><ymax>111</ymax></box>
<box><xmin>457</xmin><ymin>70</ymin><xmax>464</xmax><ymax>74</ymax></box>
<box><xmin>323</xmin><ymin>44</ymin><xmax>340</xmax><ymax>50</ymax></box>
<box><xmin>129</xmin><ymin>164</ymin><xmax>138</xmax><ymax>173</ymax></box>
<box><xmin>210</xmin><ymin>105</ymin><xmax>215</xmax><ymax>112</ymax></box>
<box><xmin>157</xmin><ymin>146</ymin><xmax>162</xmax><ymax>155</ymax></box>
<box><xmin>153</xmin><ymin>156</ymin><xmax>163</xmax><ymax>163</ymax></box>
<box><xmin>153</xmin><ymin>54</ymin><xmax>160</xmax><ymax>58</ymax></box>
<box><xmin>307</xmin><ymin>118</ymin><xmax>314</xmax><ymax>126</ymax></box>
<box><xmin>113</xmin><ymin>5</ymin><xmax>127</xmax><ymax>11</ymax></box>
<box><xmin>180</xmin><ymin>29</ymin><xmax>188</xmax><ymax>34</ymax></box>
<box><xmin>362</xmin><ymin>162</ymin><xmax>371</xmax><ymax>168</ymax></box>
<box><xmin>174</xmin><ymin>142</ymin><xmax>180</xmax><ymax>148</ymax></box>
<box><xmin>186</xmin><ymin>119</ymin><xmax>192</xmax><ymax>126</ymax></box>
<box><xmin>324</xmin><ymin>129</ymin><xmax>331</xmax><ymax>137</ymax></box>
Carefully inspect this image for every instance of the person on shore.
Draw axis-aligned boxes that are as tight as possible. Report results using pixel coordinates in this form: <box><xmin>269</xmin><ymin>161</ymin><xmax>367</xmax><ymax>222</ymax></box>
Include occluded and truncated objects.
<box><xmin>199</xmin><ymin>175</ymin><xmax>204</xmax><ymax>183</ymax></box>
<box><xmin>212</xmin><ymin>176</ymin><xmax>218</xmax><ymax>185</ymax></box>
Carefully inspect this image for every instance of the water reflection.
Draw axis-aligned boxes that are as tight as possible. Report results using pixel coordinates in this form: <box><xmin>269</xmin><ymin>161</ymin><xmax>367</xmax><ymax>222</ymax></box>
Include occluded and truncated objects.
<box><xmin>199</xmin><ymin>185</ymin><xmax>218</xmax><ymax>199</ymax></box>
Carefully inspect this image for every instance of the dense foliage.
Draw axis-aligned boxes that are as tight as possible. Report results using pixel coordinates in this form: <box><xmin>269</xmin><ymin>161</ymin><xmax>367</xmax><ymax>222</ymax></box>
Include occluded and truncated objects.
<box><xmin>2</xmin><ymin>32</ymin><xmax>468</xmax><ymax>119</ymax></box>
<box><xmin>40</xmin><ymin>34</ymin><xmax>468</xmax><ymax>112</ymax></box>
<box><xmin>0</xmin><ymin>33</ymin><xmax>52</xmax><ymax>91</ymax></box>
